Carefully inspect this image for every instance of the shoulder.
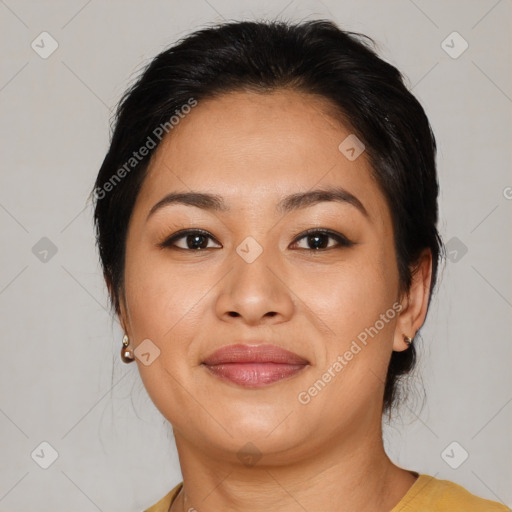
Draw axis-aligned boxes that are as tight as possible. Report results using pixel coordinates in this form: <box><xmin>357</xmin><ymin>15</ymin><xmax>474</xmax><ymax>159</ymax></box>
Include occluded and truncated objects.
<box><xmin>393</xmin><ymin>474</ymin><xmax>511</xmax><ymax>512</ymax></box>
<box><xmin>143</xmin><ymin>476</ymin><xmax>510</xmax><ymax>512</ymax></box>
<box><xmin>143</xmin><ymin>482</ymin><xmax>183</xmax><ymax>512</ymax></box>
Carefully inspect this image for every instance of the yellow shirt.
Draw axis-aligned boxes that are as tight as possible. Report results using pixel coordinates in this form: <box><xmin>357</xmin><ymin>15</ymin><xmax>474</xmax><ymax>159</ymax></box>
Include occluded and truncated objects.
<box><xmin>143</xmin><ymin>474</ymin><xmax>511</xmax><ymax>511</ymax></box>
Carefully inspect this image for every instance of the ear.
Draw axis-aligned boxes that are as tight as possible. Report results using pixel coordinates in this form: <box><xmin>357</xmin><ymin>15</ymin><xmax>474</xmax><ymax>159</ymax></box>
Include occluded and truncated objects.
<box><xmin>117</xmin><ymin>289</ymin><xmax>130</xmax><ymax>337</ymax></box>
<box><xmin>106</xmin><ymin>276</ymin><xmax>130</xmax><ymax>335</ymax></box>
<box><xmin>393</xmin><ymin>249</ymin><xmax>433</xmax><ymax>352</ymax></box>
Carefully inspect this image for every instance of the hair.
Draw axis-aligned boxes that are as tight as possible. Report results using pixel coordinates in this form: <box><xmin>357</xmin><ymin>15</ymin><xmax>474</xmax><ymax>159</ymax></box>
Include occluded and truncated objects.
<box><xmin>91</xmin><ymin>18</ymin><xmax>443</xmax><ymax>414</ymax></box>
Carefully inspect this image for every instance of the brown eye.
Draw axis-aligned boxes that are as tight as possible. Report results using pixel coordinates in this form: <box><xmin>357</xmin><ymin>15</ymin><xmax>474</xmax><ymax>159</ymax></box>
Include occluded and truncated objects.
<box><xmin>159</xmin><ymin>230</ymin><xmax>221</xmax><ymax>250</ymax></box>
<box><xmin>291</xmin><ymin>229</ymin><xmax>354</xmax><ymax>250</ymax></box>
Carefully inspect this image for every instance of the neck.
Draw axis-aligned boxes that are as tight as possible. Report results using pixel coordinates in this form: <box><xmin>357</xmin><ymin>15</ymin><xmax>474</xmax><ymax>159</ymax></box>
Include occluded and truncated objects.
<box><xmin>170</xmin><ymin>420</ymin><xmax>417</xmax><ymax>512</ymax></box>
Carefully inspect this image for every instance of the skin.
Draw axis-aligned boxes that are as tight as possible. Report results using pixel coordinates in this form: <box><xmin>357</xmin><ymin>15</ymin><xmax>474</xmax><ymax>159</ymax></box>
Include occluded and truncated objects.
<box><xmin>118</xmin><ymin>89</ymin><xmax>433</xmax><ymax>512</ymax></box>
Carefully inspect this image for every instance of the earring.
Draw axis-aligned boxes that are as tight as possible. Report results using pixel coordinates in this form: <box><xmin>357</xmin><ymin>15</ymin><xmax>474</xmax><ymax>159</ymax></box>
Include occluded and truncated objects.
<box><xmin>403</xmin><ymin>335</ymin><xmax>413</xmax><ymax>348</ymax></box>
<box><xmin>121</xmin><ymin>334</ymin><xmax>135</xmax><ymax>363</ymax></box>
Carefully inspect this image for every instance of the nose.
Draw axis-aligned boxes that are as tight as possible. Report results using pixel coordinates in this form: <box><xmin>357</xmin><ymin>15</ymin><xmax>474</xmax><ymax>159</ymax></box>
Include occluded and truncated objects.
<box><xmin>214</xmin><ymin>245</ymin><xmax>295</xmax><ymax>326</ymax></box>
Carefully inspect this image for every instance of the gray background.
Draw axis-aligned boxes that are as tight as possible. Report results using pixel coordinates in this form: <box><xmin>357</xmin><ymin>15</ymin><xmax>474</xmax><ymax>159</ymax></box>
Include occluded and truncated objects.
<box><xmin>1</xmin><ymin>0</ymin><xmax>511</xmax><ymax>510</ymax></box>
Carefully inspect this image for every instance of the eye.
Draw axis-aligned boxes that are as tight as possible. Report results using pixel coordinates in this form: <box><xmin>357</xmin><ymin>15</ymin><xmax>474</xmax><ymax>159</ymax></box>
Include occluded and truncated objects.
<box><xmin>158</xmin><ymin>229</ymin><xmax>221</xmax><ymax>250</ymax></box>
<box><xmin>290</xmin><ymin>228</ymin><xmax>354</xmax><ymax>251</ymax></box>
<box><xmin>158</xmin><ymin>228</ymin><xmax>354</xmax><ymax>252</ymax></box>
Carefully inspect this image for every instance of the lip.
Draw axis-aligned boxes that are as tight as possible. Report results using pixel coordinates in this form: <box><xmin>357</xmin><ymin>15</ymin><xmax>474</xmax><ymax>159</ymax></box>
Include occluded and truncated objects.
<box><xmin>202</xmin><ymin>343</ymin><xmax>309</xmax><ymax>388</ymax></box>
<box><xmin>202</xmin><ymin>343</ymin><xmax>309</xmax><ymax>365</ymax></box>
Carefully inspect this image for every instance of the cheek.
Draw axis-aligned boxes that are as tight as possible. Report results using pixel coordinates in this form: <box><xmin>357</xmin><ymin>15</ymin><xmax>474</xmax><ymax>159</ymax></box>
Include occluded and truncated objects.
<box><xmin>300</xmin><ymin>246</ymin><xmax>399</xmax><ymax>408</ymax></box>
<box><xmin>294</xmin><ymin>264</ymin><xmax>399</xmax><ymax>423</ymax></box>
<box><xmin>299</xmin><ymin>250</ymin><xmax>398</xmax><ymax>342</ymax></box>
<box><xmin>123</xmin><ymin>243</ymin><xmax>209</xmax><ymax>342</ymax></box>
<box><xmin>122</xmin><ymin>252</ymin><xmax>208</xmax><ymax>421</ymax></box>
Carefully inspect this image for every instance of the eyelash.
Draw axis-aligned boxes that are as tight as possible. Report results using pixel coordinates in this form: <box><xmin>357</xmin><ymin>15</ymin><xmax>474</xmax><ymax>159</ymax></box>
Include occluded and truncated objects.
<box><xmin>158</xmin><ymin>228</ymin><xmax>354</xmax><ymax>252</ymax></box>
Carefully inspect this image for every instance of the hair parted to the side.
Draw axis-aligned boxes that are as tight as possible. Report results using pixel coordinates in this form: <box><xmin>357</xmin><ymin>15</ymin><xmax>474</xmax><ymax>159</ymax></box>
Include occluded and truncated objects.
<box><xmin>91</xmin><ymin>19</ymin><xmax>443</xmax><ymax>414</ymax></box>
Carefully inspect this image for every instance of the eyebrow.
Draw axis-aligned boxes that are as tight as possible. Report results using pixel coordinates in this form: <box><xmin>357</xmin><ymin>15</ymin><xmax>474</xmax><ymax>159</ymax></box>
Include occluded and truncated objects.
<box><xmin>146</xmin><ymin>186</ymin><xmax>368</xmax><ymax>220</ymax></box>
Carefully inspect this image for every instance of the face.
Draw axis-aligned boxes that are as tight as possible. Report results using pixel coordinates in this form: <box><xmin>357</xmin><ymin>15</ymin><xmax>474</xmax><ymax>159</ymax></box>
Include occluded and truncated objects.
<box><xmin>119</xmin><ymin>89</ymin><xmax>414</xmax><ymax>465</ymax></box>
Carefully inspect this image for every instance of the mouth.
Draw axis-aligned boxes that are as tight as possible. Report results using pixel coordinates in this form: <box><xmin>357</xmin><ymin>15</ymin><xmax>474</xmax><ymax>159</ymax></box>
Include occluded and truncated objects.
<box><xmin>201</xmin><ymin>343</ymin><xmax>309</xmax><ymax>388</ymax></box>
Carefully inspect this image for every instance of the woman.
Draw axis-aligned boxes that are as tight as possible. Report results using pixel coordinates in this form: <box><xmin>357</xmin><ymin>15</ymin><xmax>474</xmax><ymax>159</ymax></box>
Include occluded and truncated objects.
<box><xmin>91</xmin><ymin>19</ymin><xmax>509</xmax><ymax>512</ymax></box>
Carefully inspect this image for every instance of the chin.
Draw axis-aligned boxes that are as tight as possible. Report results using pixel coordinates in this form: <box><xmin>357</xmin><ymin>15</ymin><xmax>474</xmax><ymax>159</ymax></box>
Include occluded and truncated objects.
<box><xmin>198</xmin><ymin>429</ymin><xmax>309</xmax><ymax>467</ymax></box>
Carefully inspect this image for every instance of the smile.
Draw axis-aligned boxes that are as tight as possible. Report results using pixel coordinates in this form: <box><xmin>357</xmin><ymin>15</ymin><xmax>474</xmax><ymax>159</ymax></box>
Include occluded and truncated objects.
<box><xmin>203</xmin><ymin>362</ymin><xmax>308</xmax><ymax>387</ymax></box>
<box><xmin>201</xmin><ymin>343</ymin><xmax>309</xmax><ymax>388</ymax></box>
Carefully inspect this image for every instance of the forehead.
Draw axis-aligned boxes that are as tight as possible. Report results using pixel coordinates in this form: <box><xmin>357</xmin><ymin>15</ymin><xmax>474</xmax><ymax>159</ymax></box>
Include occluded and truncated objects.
<box><xmin>135</xmin><ymin>89</ymin><xmax>389</xmax><ymax>221</ymax></box>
